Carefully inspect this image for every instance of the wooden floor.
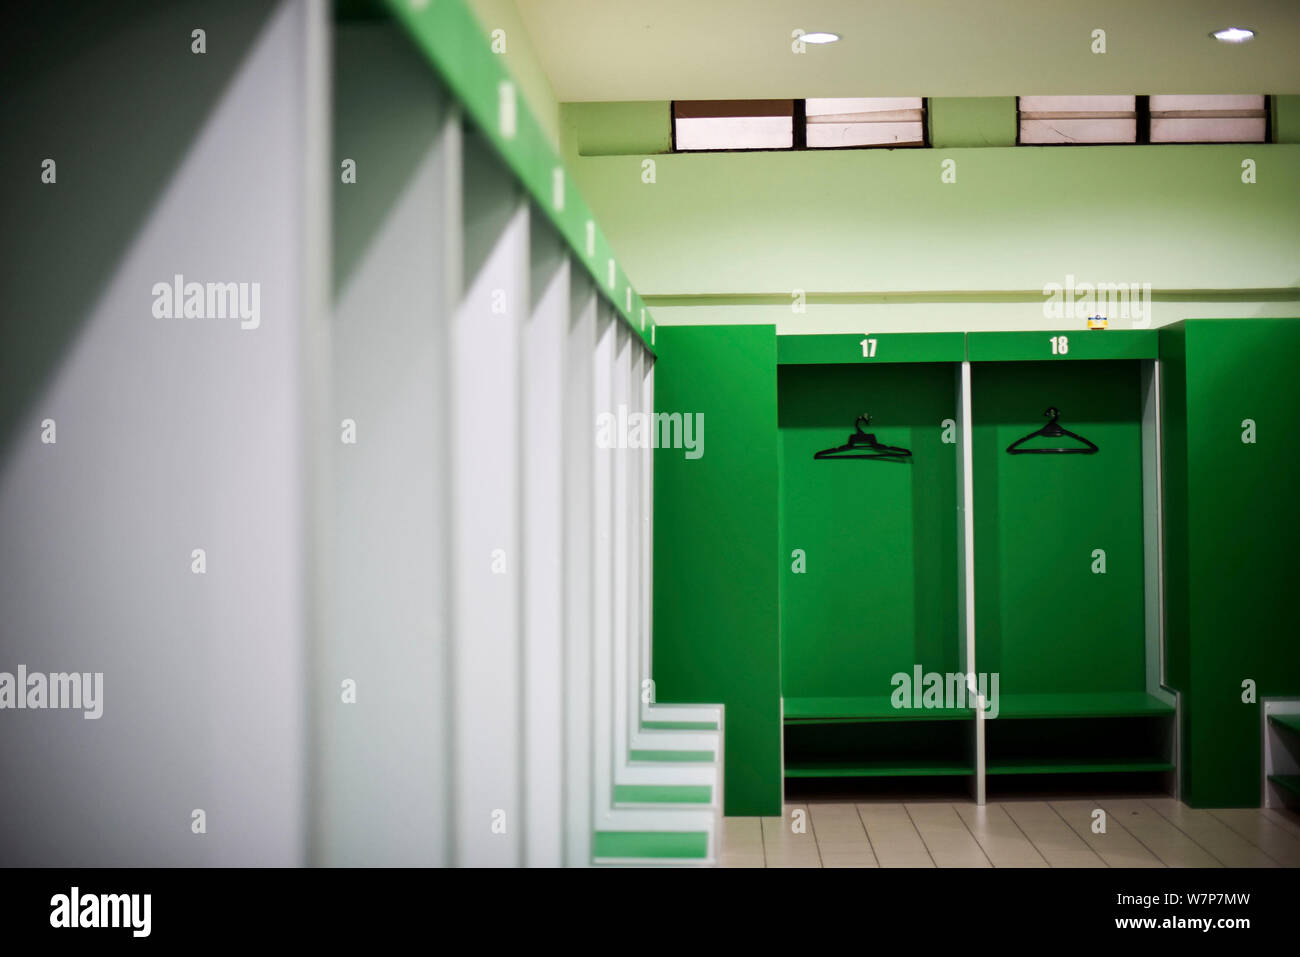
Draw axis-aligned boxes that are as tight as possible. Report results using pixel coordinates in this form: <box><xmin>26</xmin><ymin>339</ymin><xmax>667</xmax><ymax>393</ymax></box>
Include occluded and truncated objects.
<box><xmin>721</xmin><ymin>798</ymin><xmax>1300</xmax><ymax>867</ymax></box>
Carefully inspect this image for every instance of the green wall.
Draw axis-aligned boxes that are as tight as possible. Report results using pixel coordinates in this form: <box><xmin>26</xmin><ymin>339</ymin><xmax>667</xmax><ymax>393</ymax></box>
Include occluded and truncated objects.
<box><xmin>573</xmin><ymin>143</ymin><xmax>1300</xmax><ymax>297</ymax></box>
<box><xmin>652</xmin><ymin>325</ymin><xmax>782</xmax><ymax>815</ymax></box>
<box><xmin>972</xmin><ymin>360</ymin><xmax>1148</xmax><ymax>695</ymax></box>
<box><xmin>1271</xmin><ymin>94</ymin><xmax>1300</xmax><ymax>144</ymax></box>
<box><xmin>1161</xmin><ymin>317</ymin><xmax>1300</xmax><ymax>806</ymax></box>
<box><xmin>562</xmin><ymin>101</ymin><xmax>671</xmax><ymax>162</ymax></box>
<box><xmin>928</xmin><ymin>97</ymin><xmax>1016</xmax><ymax>147</ymax></box>
<box><xmin>779</xmin><ymin>363</ymin><xmax>960</xmax><ymax>699</ymax></box>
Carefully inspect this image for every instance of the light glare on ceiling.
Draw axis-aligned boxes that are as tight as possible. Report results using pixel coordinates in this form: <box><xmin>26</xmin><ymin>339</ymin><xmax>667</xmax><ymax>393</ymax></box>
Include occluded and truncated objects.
<box><xmin>801</xmin><ymin>32</ymin><xmax>840</xmax><ymax>44</ymax></box>
<box><xmin>1211</xmin><ymin>27</ymin><xmax>1255</xmax><ymax>43</ymax></box>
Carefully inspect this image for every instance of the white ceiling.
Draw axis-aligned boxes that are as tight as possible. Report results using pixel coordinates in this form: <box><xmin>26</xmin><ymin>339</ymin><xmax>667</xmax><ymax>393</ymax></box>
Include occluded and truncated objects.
<box><xmin>516</xmin><ymin>0</ymin><xmax>1300</xmax><ymax>101</ymax></box>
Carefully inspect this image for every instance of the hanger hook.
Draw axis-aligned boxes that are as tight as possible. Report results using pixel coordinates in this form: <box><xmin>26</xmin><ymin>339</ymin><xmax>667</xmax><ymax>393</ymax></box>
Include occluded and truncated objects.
<box><xmin>1043</xmin><ymin>407</ymin><xmax>1060</xmax><ymax>421</ymax></box>
<box><xmin>855</xmin><ymin>413</ymin><xmax>872</xmax><ymax>434</ymax></box>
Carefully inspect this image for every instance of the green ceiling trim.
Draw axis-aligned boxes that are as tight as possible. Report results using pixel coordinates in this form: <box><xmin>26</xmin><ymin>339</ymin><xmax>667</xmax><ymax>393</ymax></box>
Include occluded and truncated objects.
<box><xmin>967</xmin><ymin>328</ymin><xmax>1157</xmax><ymax>360</ymax></box>
<box><xmin>384</xmin><ymin>0</ymin><xmax>655</xmax><ymax>351</ymax></box>
<box><xmin>645</xmin><ymin>288</ymin><xmax>1300</xmax><ymax>307</ymax></box>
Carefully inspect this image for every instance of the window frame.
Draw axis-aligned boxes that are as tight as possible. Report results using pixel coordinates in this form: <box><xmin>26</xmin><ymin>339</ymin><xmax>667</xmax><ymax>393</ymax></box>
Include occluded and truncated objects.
<box><xmin>670</xmin><ymin>97</ymin><xmax>929</xmax><ymax>153</ymax></box>
<box><xmin>1015</xmin><ymin>94</ymin><xmax>1271</xmax><ymax>146</ymax></box>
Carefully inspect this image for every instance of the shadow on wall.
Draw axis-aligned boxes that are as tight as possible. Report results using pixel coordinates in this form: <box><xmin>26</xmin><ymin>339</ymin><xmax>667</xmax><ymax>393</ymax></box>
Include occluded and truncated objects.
<box><xmin>0</xmin><ymin>0</ymin><xmax>312</xmax><ymax>868</ymax></box>
<box><xmin>0</xmin><ymin>0</ymin><xmax>278</xmax><ymax>457</ymax></box>
<box><xmin>324</xmin><ymin>19</ymin><xmax>457</xmax><ymax>866</ymax></box>
<box><xmin>333</xmin><ymin>18</ymin><xmax>447</xmax><ymax>296</ymax></box>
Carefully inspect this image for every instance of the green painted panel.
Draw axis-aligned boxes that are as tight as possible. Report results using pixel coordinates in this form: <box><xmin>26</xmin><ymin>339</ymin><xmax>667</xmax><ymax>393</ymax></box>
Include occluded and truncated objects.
<box><xmin>927</xmin><ymin>97</ymin><xmax>1016</xmax><ymax>148</ymax></box>
<box><xmin>464</xmin><ymin>0</ymin><xmax>563</xmax><ymax>149</ymax></box>
<box><xmin>573</xmin><ymin>145</ymin><xmax>1300</xmax><ymax>298</ymax></box>
<box><xmin>784</xmin><ymin>695</ymin><xmax>973</xmax><ymax>722</ymax></box>
<box><xmin>563</xmin><ymin>101</ymin><xmax>670</xmax><ymax>158</ymax></box>
<box><xmin>994</xmin><ymin>692</ymin><xmax>1173</xmax><ymax>719</ymax></box>
<box><xmin>779</xmin><ymin>363</ymin><xmax>961</xmax><ymax>702</ymax></box>
<box><xmin>640</xmin><ymin>720</ymin><xmax>717</xmax><ymax>731</ymax></box>
<box><xmin>1273</xmin><ymin>95</ymin><xmax>1300</xmax><ymax>144</ymax></box>
<box><xmin>972</xmin><ymin>361</ymin><xmax>1147</xmax><ymax>696</ymax></box>
<box><xmin>1163</xmin><ymin>317</ymin><xmax>1300</xmax><ymax>807</ymax></box>
<box><xmin>593</xmin><ymin>830</ymin><xmax>709</xmax><ymax>859</ymax></box>
<box><xmin>613</xmin><ymin>784</ymin><xmax>712</xmax><ymax>804</ymax></box>
<box><xmin>652</xmin><ymin>325</ymin><xmax>781</xmax><ymax>816</ymax></box>
<box><xmin>968</xmin><ymin>329</ymin><xmax>1157</xmax><ymax>362</ymax></box>
<box><xmin>986</xmin><ymin>758</ymin><xmax>1173</xmax><ymax>775</ymax></box>
<box><xmin>777</xmin><ymin>333</ymin><xmax>966</xmax><ymax>365</ymax></box>
<box><xmin>628</xmin><ymin>749</ymin><xmax>716</xmax><ymax>763</ymax></box>
<box><xmin>785</xmin><ymin>760</ymin><xmax>972</xmax><ymax>778</ymax></box>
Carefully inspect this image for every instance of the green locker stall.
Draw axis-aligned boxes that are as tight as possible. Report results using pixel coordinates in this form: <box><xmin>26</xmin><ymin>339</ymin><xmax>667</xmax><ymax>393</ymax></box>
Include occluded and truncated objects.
<box><xmin>968</xmin><ymin>330</ymin><xmax>1177</xmax><ymax>792</ymax></box>
<box><xmin>777</xmin><ymin>334</ymin><xmax>973</xmax><ymax>785</ymax></box>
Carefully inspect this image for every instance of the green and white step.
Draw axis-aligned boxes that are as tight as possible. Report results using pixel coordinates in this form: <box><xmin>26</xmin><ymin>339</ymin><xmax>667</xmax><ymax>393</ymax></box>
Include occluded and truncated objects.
<box><xmin>591</xmin><ymin>806</ymin><xmax>720</xmax><ymax>866</ymax></box>
<box><xmin>629</xmin><ymin>729</ymin><xmax>721</xmax><ymax>752</ymax></box>
<box><xmin>614</xmin><ymin>783</ymin><xmax>714</xmax><ymax>806</ymax></box>
<box><xmin>638</xmin><ymin>702</ymin><xmax>722</xmax><ymax>732</ymax></box>
<box><xmin>593</xmin><ymin>829</ymin><xmax>711</xmax><ymax>865</ymax></box>
<box><xmin>596</xmin><ymin>715</ymin><xmax>724</xmax><ymax>864</ymax></box>
<box><xmin>616</xmin><ymin>755</ymin><xmax>718</xmax><ymax>784</ymax></box>
<box><xmin>629</xmin><ymin>748</ymin><xmax>716</xmax><ymax>763</ymax></box>
<box><xmin>632</xmin><ymin>704</ymin><xmax>723</xmax><ymax>751</ymax></box>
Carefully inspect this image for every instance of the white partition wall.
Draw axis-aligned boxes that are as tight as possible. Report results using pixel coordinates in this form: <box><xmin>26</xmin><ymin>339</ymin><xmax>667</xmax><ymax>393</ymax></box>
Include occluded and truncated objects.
<box><xmin>629</xmin><ymin>346</ymin><xmax>647</xmax><ymax>747</ymax></box>
<box><xmin>401</xmin><ymin>2</ymin><xmax>723</xmax><ymax>861</ymax></box>
<box><xmin>562</xmin><ymin>271</ymin><xmax>598</xmax><ymax>866</ymax></box>
<box><xmin>612</xmin><ymin>324</ymin><xmax>633</xmax><ymax>772</ymax></box>
<box><xmin>319</xmin><ymin>89</ymin><xmax>720</xmax><ymax>862</ymax></box>
<box><xmin>522</xmin><ymin>212</ymin><xmax>569</xmax><ymax>867</ymax></box>
<box><xmin>0</xmin><ymin>0</ymin><xmax>326</xmax><ymax>867</ymax></box>
<box><xmin>591</xmin><ymin>308</ymin><xmax>618</xmax><ymax>832</ymax></box>
<box><xmin>640</xmin><ymin>359</ymin><xmax>655</xmax><ymax>693</ymax></box>
<box><xmin>320</xmin><ymin>18</ymin><xmax>456</xmax><ymax>868</ymax></box>
<box><xmin>450</xmin><ymin>130</ymin><xmax>529</xmax><ymax>867</ymax></box>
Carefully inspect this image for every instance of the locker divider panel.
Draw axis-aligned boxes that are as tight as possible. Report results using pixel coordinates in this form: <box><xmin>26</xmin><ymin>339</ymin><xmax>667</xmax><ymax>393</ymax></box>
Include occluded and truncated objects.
<box><xmin>957</xmin><ymin>360</ymin><xmax>986</xmax><ymax>805</ymax></box>
<box><xmin>522</xmin><ymin>211</ymin><xmax>569</xmax><ymax>866</ymax></box>
<box><xmin>562</xmin><ymin>271</ymin><xmax>598</xmax><ymax>865</ymax></box>
<box><xmin>591</xmin><ymin>308</ymin><xmax>617</xmax><ymax>829</ymax></box>
<box><xmin>449</xmin><ymin>128</ymin><xmax>527</xmax><ymax>866</ymax></box>
<box><xmin>613</xmin><ymin>325</ymin><xmax>632</xmax><ymax>773</ymax></box>
<box><xmin>320</xmin><ymin>20</ymin><xmax>456</xmax><ymax>866</ymax></box>
<box><xmin>1160</xmin><ymin>317</ymin><xmax>1300</xmax><ymax>807</ymax></box>
<box><xmin>652</xmin><ymin>326</ymin><xmax>782</xmax><ymax>816</ymax></box>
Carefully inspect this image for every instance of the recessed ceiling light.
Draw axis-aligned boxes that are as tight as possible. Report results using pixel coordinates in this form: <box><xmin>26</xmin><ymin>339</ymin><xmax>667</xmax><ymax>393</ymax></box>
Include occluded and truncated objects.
<box><xmin>801</xmin><ymin>32</ymin><xmax>840</xmax><ymax>44</ymax></box>
<box><xmin>1211</xmin><ymin>27</ymin><xmax>1255</xmax><ymax>43</ymax></box>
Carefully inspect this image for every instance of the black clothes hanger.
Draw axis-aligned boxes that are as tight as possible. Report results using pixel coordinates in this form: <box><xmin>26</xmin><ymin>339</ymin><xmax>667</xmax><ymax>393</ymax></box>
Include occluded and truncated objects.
<box><xmin>1006</xmin><ymin>407</ymin><xmax>1099</xmax><ymax>455</ymax></box>
<box><xmin>814</xmin><ymin>414</ymin><xmax>912</xmax><ymax>460</ymax></box>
